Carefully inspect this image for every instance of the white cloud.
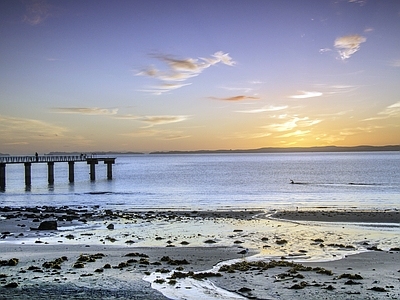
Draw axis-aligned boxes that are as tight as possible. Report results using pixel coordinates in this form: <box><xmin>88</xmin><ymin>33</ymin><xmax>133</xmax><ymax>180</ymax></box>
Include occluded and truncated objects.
<box><xmin>263</xmin><ymin>116</ymin><xmax>321</xmax><ymax>132</ymax></box>
<box><xmin>390</xmin><ymin>60</ymin><xmax>400</xmax><ymax>67</ymax></box>
<box><xmin>379</xmin><ymin>101</ymin><xmax>400</xmax><ymax>117</ymax></box>
<box><xmin>138</xmin><ymin>115</ymin><xmax>189</xmax><ymax>127</ymax></box>
<box><xmin>137</xmin><ymin>52</ymin><xmax>235</xmax><ymax>95</ymax></box>
<box><xmin>52</xmin><ymin>107</ymin><xmax>118</xmax><ymax>115</ymax></box>
<box><xmin>140</xmin><ymin>83</ymin><xmax>192</xmax><ymax>95</ymax></box>
<box><xmin>348</xmin><ymin>0</ymin><xmax>366</xmax><ymax>6</ymax></box>
<box><xmin>363</xmin><ymin>101</ymin><xmax>400</xmax><ymax>121</ymax></box>
<box><xmin>289</xmin><ymin>91</ymin><xmax>323</xmax><ymax>99</ymax></box>
<box><xmin>23</xmin><ymin>0</ymin><xmax>53</xmax><ymax>26</ymax></box>
<box><xmin>334</xmin><ymin>34</ymin><xmax>366</xmax><ymax>60</ymax></box>
<box><xmin>120</xmin><ymin>129</ymin><xmax>190</xmax><ymax>140</ymax></box>
<box><xmin>210</xmin><ymin>95</ymin><xmax>259</xmax><ymax>102</ymax></box>
<box><xmin>236</xmin><ymin>105</ymin><xmax>288</xmax><ymax>113</ymax></box>
<box><xmin>319</xmin><ymin>48</ymin><xmax>332</xmax><ymax>54</ymax></box>
<box><xmin>0</xmin><ymin>114</ymin><xmax>68</xmax><ymax>141</ymax></box>
<box><xmin>278</xmin><ymin>130</ymin><xmax>310</xmax><ymax>138</ymax></box>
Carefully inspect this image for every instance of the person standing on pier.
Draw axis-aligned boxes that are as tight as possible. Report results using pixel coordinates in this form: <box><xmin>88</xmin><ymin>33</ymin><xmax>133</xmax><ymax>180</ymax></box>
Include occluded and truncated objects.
<box><xmin>35</xmin><ymin>152</ymin><xmax>38</xmax><ymax>162</ymax></box>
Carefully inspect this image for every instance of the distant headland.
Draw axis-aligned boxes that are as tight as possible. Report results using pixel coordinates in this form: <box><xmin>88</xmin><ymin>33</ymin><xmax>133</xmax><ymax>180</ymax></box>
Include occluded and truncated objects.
<box><xmin>1</xmin><ymin>145</ymin><xmax>399</xmax><ymax>156</ymax></box>
<box><xmin>149</xmin><ymin>145</ymin><xmax>400</xmax><ymax>155</ymax></box>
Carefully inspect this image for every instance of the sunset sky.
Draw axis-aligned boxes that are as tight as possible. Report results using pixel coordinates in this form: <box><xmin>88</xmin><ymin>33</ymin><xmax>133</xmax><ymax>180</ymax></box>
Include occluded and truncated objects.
<box><xmin>1</xmin><ymin>0</ymin><xmax>399</xmax><ymax>154</ymax></box>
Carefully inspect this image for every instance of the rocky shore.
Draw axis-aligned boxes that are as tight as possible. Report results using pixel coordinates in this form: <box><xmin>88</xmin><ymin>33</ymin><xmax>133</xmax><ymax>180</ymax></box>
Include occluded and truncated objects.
<box><xmin>1</xmin><ymin>206</ymin><xmax>399</xmax><ymax>299</ymax></box>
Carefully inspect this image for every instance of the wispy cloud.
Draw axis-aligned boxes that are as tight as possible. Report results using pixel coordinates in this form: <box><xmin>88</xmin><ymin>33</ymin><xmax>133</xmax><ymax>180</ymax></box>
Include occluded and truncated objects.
<box><xmin>348</xmin><ymin>0</ymin><xmax>367</xmax><ymax>6</ymax></box>
<box><xmin>236</xmin><ymin>105</ymin><xmax>288</xmax><ymax>113</ymax></box>
<box><xmin>382</xmin><ymin>101</ymin><xmax>400</xmax><ymax>116</ymax></box>
<box><xmin>289</xmin><ymin>91</ymin><xmax>323</xmax><ymax>99</ymax></box>
<box><xmin>363</xmin><ymin>101</ymin><xmax>400</xmax><ymax>121</ymax></box>
<box><xmin>52</xmin><ymin>107</ymin><xmax>118</xmax><ymax>115</ymax></box>
<box><xmin>139</xmin><ymin>83</ymin><xmax>192</xmax><ymax>95</ymax></box>
<box><xmin>263</xmin><ymin>116</ymin><xmax>321</xmax><ymax>132</ymax></box>
<box><xmin>210</xmin><ymin>95</ymin><xmax>259</xmax><ymax>102</ymax></box>
<box><xmin>117</xmin><ymin>114</ymin><xmax>189</xmax><ymax>128</ymax></box>
<box><xmin>390</xmin><ymin>60</ymin><xmax>400</xmax><ymax>67</ymax></box>
<box><xmin>334</xmin><ymin>34</ymin><xmax>366</xmax><ymax>60</ymax></box>
<box><xmin>222</xmin><ymin>131</ymin><xmax>272</xmax><ymax>140</ymax></box>
<box><xmin>278</xmin><ymin>130</ymin><xmax>310</xmax><ymax>138</ymax></box>
<box><xmin>220</xmin><ymin>80</ymin><xmax>262</xmax><ymax>93</ymax></box>
<box><xmin>0</xmin><ymin>114</ymin><xmax>67</xmax><ymax>140</ymax></box>
<box><xmin>137</xmin><ymin>115</ymin><xmax>189</xmax><ymax>127</ymax></box>
<box><xmin>121</xmin><ymin>129</ymin><xmax>190</xmax><ymax>140</ymax></box>
<box><xmin>23</xmin><ymin>0</ymin><xmax>53</xmax><ymax>26</ymax></box>
<box><xmin>319</xmin><ymin>48</ymin><xmax>332</xmax><ymax>54</ymax></box>
<box><xmin>137</xmin><ymin>51</ymin><xmax>235</xmax><ymax>95</ymax></box>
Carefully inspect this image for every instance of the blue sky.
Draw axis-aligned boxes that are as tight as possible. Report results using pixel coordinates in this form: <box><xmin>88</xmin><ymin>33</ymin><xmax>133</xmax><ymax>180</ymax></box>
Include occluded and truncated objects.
<box><xmin>1</xmin><ymin>0</ymin><xmax>399</xmax><ymax>154</ymax></box>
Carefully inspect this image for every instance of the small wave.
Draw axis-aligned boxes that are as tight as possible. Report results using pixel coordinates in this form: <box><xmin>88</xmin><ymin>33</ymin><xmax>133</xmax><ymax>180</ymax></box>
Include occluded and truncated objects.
<box><xmin>86</xmin><ymin>191</ymin><xmax>112</xmax><ymax>195</ymax></box>
<box><xmin>347</xmin><ymin>182</ymin><xmax>380</xmax><ymax>186</ymax></box>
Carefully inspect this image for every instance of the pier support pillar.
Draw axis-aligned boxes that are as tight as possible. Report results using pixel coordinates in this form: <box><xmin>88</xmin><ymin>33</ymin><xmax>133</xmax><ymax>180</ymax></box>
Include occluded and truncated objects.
<box><xmin>104</xmin><ymin>158</ymin><xmax>115</xmax><ymax>180</ymax></box>
<box><xmin>47</xmin><ymin>162</ymin><xmax>54</xmax><ymax>185</ymax></box>
<box><xmin>0</xmin><ymin>163</ymin><xmax>5</xmax><ymax>191</ymax></box>
<box><xmin>68</xmin><ymin>161</ymin><xmax>75</xmax><ymax>183</ymax></box>
<box><xmin>87</xmin><ymin>159</ymin><xmax>98</xmax><ymax>181</ymax></box>
<box><xmin>24</xmin><ymin>162</ymin><xmax>31</xmax><ymax>187</ymax></box>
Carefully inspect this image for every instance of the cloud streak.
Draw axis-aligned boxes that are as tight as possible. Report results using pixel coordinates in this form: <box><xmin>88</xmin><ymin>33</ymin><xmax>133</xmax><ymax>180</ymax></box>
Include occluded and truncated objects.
<box><xmin>137</xmin><ymin>51</ymin><xmax>235</xmax><ymax>94</ymax></box>
<box><xmin>0</xmin><ymin>114</ymin><xmax>67</xmax><ymax>141</ymax></box>
<box><xmin>236</xmin><ymin>105</ymin><xmax>288</xmax><ymax>113</ymax></box>
<box><xmin>289</xmin><ymin>91</ymin><xmax>323</xmax><ymax>99</ymax></box>
<box><xmin>52</xmin><ymin>107</ymin><xmax>118</xmax><ymax>115</ymax></box>
<box><xmin>263</xmin><ymin>116</ymin><xmax>321</xmax><ymax>132</ymax></box>
<box><xmin>334</xmin><ymin>34</ymin><xmax>366</xmax><ymax>60</ymax></box>
<box><xmin>137</xmin><ymin>115</ymin><xmax>189</xmax><ymax>127</ymax></box>
<box><xmin>363</xmin><ymin>101</ymin><xmax>400</xmax><ymax>121</ymax></box>
<box><xmin>117</xmin><ymin>114</ymin><xmax>189</xmax><ymax>127</ymax></box>
<box><xmin>210</xmin><ymin>95</ymin><xmax>259</xmax><ymax>102</ymax></box>
<box><xmin>23</xmin><ymin>0</ymin><xmax>53</xmax><ymax>25</ymax></box>
<box><xmin>121</xmin><ymin>129</ymin><xmax>190</xmax><ymax>140</ymax></box>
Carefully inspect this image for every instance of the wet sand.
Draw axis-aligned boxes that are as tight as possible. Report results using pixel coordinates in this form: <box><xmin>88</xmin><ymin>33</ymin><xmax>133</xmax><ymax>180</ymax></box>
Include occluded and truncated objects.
<box><xmin>271</xmin><ymin>209</ymin><xmax>400</xmax><ymax>223</ymax></box>
<box><xmin>1</xmin><ymin>206</ymin><xmax>399</xmax><ymax>299</ymax></box>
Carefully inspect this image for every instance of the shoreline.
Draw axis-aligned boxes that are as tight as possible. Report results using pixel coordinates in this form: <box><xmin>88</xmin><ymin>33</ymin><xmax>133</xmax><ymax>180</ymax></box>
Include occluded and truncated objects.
<box><xmin>270</xmin><ymin>209</ymin><xmax>400</xmax><ymax>223</ymax></box>
<box><xmin>1</xmin><ymin>206</ymin><xmax>399</xmax><ymax>299</ymax></box>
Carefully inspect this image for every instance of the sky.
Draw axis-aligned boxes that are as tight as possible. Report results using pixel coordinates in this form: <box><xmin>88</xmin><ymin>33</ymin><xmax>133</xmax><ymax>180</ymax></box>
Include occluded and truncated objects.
<box><xmin>1</xmin><ymin>0</ymin><xmax>399</xmax><ymax>154</ymax></box>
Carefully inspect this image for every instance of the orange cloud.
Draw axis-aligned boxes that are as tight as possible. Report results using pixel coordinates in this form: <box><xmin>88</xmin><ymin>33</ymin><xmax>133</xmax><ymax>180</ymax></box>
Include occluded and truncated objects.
<box><xmin>210</xmin><ymin>95</ymin><xmax>259</xmax><ymax>101</ymax></box>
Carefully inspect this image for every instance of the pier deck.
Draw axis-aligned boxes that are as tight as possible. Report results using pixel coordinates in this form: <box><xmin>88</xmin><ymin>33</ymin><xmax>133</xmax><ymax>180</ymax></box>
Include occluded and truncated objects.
<box><xmin>0</xmin><ymin>155</ymin><xmax>116</xmax><ymax>190</ymax></box>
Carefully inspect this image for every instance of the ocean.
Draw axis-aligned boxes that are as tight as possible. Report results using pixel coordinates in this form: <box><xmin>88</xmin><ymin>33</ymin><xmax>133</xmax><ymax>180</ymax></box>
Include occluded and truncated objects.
<box><xmin>1</xmin><ymin>151</ymin><xmax>399</xmax><ymax>210</ymax></box>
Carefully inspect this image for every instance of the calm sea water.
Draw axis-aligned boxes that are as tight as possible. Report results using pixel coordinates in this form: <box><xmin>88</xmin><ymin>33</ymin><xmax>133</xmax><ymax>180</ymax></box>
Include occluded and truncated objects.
<box><xmin>1</xmin><ymin>152</ymin><xmax>399</xmax><ymax>210</ymax></box>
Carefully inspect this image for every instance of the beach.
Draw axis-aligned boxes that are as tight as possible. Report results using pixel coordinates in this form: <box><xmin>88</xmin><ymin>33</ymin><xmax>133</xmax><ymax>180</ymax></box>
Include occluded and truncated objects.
<box><xmin>1</xmin><ymin>207</ymin><xmax>399</xmax><ymax>299</ymax></box>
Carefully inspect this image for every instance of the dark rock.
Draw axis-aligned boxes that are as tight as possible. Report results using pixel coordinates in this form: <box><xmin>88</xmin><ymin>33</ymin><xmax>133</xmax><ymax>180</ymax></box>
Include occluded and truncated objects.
<box><xmin>0</xmin><ymin>258</ymin><xmax>19</xmax><ymax>267</ymax></box>
<box><xmin>106</xmin><ymin>224</ymin><xmax>114</xmax><ymax>230</ymax></box>
<box><xmin>368</xmin><ymin>286</ymin><xmax>387</xmax><ymax>292</ymax></box>
<box><xmin>366</xmin><ymin>246</ymin><xmax>383</xmax><ymax>251</ymax></box>
<box><xmin>289</xmin><ymin>281</ymin><xmax>308</xmax><ymax>289</ymax></box>
<box><xmin>31</xmin><ymin>220</ymin><xmax>57</xmax><ymax>231</ymax></box>
<box><xmin>238</xmin><ymin>287</ymin><xmax>252</xmax><ymax>293</ymax></box>
<box><xmin>324</xmin><ymin>285</ymin><xmax>335</xmax><ymax>290</ymax></box>
<box><xmin>73</xmin><ymin>262</ymin><xmax>85</xmax><ymax>268</ymax></box>
<box><xmin>344</xmin><ymin>280</ymin><xmax>362</xmax><ymax>285</ymax></box>
<box><xmin>3</xmin><ymin>282</ymin><xmax>18</xmax><ymax>288</ymax></box>
<box><xmin>276</xmin><ymin>239</ymin><xmax>288</xmax><ymax>245</ymax></box>
<box><xmin>204</xmin><ymin>239</ymin><xmax>216</xmax><ymax>244</ymax></box>
<box><xmin>338</xmin><ymin>273</ymin><xmax>363</xmax><ymax>280</ymax></box>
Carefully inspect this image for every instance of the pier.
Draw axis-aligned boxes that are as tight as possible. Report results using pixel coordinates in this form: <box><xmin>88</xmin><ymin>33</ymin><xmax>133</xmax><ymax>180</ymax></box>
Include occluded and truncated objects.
<box><xmin>0</xmin><ymin>155</ymin><xmax>116</xmax><ymax>191</ymax></box>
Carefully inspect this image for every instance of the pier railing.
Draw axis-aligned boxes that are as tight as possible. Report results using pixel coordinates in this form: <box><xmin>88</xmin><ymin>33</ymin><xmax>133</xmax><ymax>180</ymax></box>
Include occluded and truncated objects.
<box><xmin>0</xmin><ymin>155</ymin><xmax>116</xmax><ymax>190</ymax></box>
<box><xmin>0</xmin><ymin>155</ymin><xmax>87</xmax><ymax>164</ymax></box>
